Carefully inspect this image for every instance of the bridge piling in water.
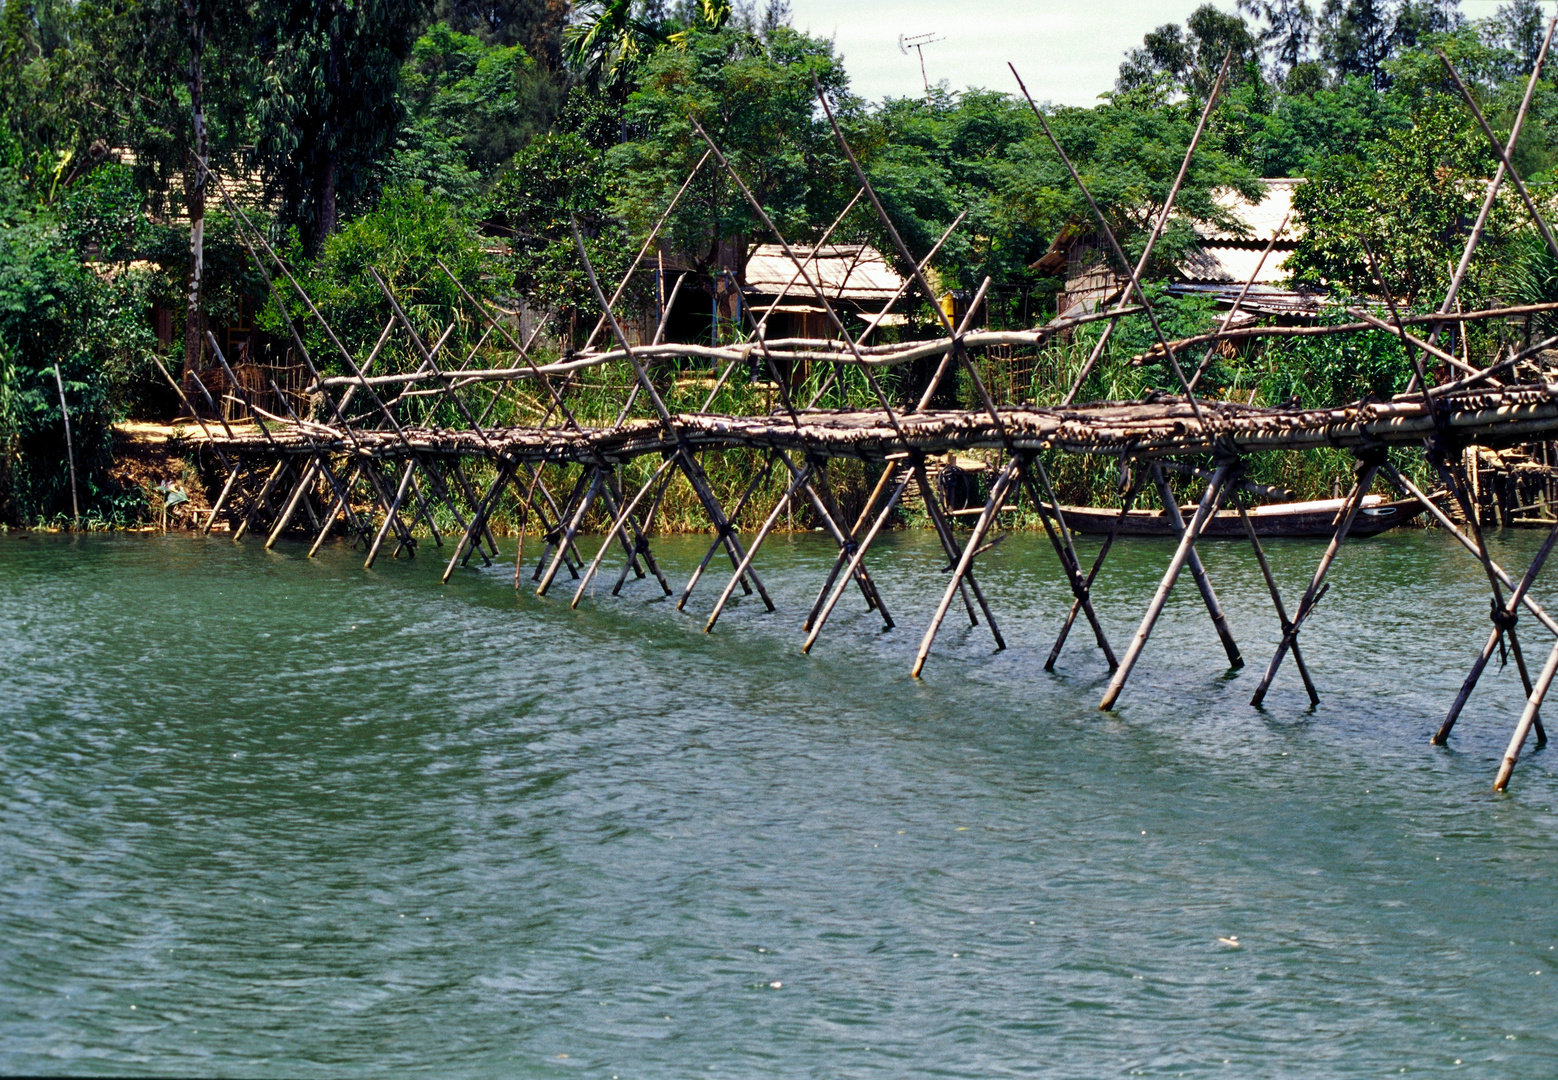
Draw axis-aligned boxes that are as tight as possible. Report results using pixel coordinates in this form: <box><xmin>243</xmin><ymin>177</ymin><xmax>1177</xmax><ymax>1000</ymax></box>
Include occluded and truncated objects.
<box><xmin>176</xmin><ymin>112</ymin><xmax>1558</xmax><ymax>793</ymax></box>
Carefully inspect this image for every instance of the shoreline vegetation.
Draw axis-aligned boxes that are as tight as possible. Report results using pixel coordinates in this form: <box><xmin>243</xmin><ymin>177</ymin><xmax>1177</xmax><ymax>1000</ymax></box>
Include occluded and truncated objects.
<box><xmin>5</xmin><ymin>1</ymin><xmax>1558</xmax><ymax>530</ymax></box>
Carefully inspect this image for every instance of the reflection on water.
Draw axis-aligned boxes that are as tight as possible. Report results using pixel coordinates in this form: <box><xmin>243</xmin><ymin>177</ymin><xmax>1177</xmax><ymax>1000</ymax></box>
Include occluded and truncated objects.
<box><xmin>2</xmin><ymin>527</ymin><xmax>1557</xmax><ymax>1077</ymax></box>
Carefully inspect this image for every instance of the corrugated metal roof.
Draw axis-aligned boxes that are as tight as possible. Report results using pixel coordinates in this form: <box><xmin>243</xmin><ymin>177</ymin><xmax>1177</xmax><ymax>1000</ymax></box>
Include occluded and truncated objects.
<box><xmin>744</xmin><ymin>244</ymin><xmax>904</xmax><ymax>300</ymax></box>
<box><xmin>1167</xmin><ymin>282</ymin><xmax>1328</xmax><ymax>319</ymax></box>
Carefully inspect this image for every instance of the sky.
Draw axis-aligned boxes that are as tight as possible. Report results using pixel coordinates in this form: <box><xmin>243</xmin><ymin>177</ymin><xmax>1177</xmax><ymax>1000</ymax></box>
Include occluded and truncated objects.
<box><xmin>784</xmin><ymin>0</ymin><xmax>1524</xmax><ymax>107</ymax></box>
<box><xmin>784</xmin><ymin>0</ymin><xmax>1243</xmax><ymax>106</ymax></box>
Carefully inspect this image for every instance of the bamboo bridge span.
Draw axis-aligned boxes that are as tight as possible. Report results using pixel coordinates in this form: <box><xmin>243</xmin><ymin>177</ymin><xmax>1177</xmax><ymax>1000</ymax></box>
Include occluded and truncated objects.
<box><xmin>164</xmin><ymin>39</ymin><xmax>1558</xmax><ymax>793</ymax></box>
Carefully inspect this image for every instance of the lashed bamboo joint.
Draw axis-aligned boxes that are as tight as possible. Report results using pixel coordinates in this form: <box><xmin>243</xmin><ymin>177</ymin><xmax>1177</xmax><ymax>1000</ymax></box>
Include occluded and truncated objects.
<box><xmin>179</xmin><ymin>32</ymin><xmax>1558</xmax><ymax>794</ymax></box>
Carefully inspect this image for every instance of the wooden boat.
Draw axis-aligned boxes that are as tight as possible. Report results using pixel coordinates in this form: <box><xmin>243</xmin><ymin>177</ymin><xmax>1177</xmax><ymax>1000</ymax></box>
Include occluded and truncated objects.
<box><xmin>1059</xmin><ymin>494</ymin><xmax>1426</xmax><ymax>539</ymax></box>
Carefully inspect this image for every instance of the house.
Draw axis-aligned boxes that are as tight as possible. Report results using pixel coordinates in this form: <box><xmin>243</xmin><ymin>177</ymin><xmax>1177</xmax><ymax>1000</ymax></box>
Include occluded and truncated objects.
<box><xmin>742</xmin><ymin>243</ymin><xmax>907</xmax><ymax>339</ymax></box>
<box><xmin>650</xmin><ymin>242</ymin><xmax>909</xmax><ymax>348</ymax></box>
<box><xmin>1033</xmin><ymin>178</ymin><xmax>1325</xmax><ymax>322</ymax></box>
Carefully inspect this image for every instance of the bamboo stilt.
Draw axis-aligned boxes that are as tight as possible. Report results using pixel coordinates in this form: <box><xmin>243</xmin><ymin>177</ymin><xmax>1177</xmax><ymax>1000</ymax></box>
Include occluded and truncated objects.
<box><xmin>911</xmin><ymin>460</ymin><xmax>1020</xmax><ymax>678</ymax></box>
<box><xmin>1047</xmin><ymin>463</ymin><xmax>1147</xmax><ymax>670</ymax></box>
<box><xmin>1100</xmin><ymin>463</ymin><xmax>1235</xmax><ymax>710</ymax></box>
<box><xmin>1247</xmin><ymin>457</ymin><xmax>1381</xmax><ymax>708</ymax></box>
<box><xmin>1149</xmin><ymin>464</ymin><xmax>1242</xmax><ymax>670</ymax></box>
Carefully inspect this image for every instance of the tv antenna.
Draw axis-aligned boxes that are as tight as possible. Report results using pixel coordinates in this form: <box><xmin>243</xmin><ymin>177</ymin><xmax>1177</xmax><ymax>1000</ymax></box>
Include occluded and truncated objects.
<box><xmin>898</xmin><ymin>31</ymin><xmax>944</xmax><ymax>98</ymax></box>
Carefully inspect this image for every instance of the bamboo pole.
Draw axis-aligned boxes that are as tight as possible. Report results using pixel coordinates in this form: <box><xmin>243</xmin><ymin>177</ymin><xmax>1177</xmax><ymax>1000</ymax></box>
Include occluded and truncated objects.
<box><xmin>1440</xmin><ymin>37</ymin><xmax>1558</xmax><ymax>266</ymax></box>
<box><xmin>1009</xmin><ymin>53</ymin><xmax>1231</xmax><ymax>419</ymax></box>
<box><xmin>911</xmin><ymin>460</ymin><xmax>1021</xmax><ymax>678</ymax></box>
<box><xmin>678</xmin><ymin>452</ymin><xmax>774</xmax><ymax>608</ymax></box>
<box><xmin>1247</xmin><ymin>457</ymin><xmax>1381</xmax><ymax>708</ymax></box>
<box><xmin>1232</xmin><ymin>487</ymin><xmax>1320</xmax><ymax>706</ymax></box>
<box><xmin>537</xmin><ymin>467</ymin><xmax>604</xmax><ymax>596</ymax></box>
<box><xmin>1188</xmin><ymin>213</ymin><xmax>1290</xmax><ymax>391</ymax></box>
<box><xmin>1150</xmin><ymin>463</ymin><xmax>1242</xmax><ymax>669</ymax></box>
<box><xmin>777</xmin><ymin>451</ymin><xmax>892</xmax><ymax>624</ymax></box>
<box><xmin>1047</xmin><ymin>462</ymin><xmax>1147</xmax><ymax>670</ymax></box>
<box><xmin>573</xmin><ymin>455</ymin><xmax>677</xmax><ymax>608</ymax></box>
<box><xmin>1020</xmin><ymin>454</ymin><xmax>1117</xmax><ymax>666</ymax></box>
<box><xmin>802</xmin><ymin>472</ymin><xmax>913</xmax><ymax>655</ymax></box>
<box><xmin>706</xmin><ymin>463</ymin><xmax>812</xmax><ymax>631</ymax></box>
<box><xmin>919</xmin><ymin>457</ymin><xmax>1009</xmax><ymax>631</ymax></box>
<box><xmin>49</xmin><ymin>360</ymin><xmax>79</xmax><ymax>528</ymax></box>
<box><xmin>1383</xmin><ymin>462</ymin><xmax>1558</xmax><ymax>635</ymax></box>
<box><xmin>1099</xmin><ymin>463</ymin><xmax>1234</xmax><ymax>710</ymax></box>
<box><xmin>1494</xmin><ymin>633</ymin><xmax>1558</xmax><ymax>792</ymax></box>
<box><xmin>365</xmin><ymin>460</ymin><xmax>417</xmax><ymax>570</ymax></box>
<box><xmin>571</xmin><ymin>216</ymin><xmax>774</xmax><ymax>610</ymax></box>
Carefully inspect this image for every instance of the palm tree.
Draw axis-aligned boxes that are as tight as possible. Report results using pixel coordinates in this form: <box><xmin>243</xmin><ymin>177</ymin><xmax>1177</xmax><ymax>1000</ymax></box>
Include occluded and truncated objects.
<box><xmin>564</xmin><ymin>0</ymin><xmax>664</xmax><ymax>87</ymax></box>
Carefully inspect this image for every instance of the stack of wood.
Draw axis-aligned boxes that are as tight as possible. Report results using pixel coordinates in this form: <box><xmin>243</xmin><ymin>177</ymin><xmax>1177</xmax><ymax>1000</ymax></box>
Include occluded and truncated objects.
<box><xmin>1462</xmin><ymin>442</ymin><xmax>1558</xmax><ymax>527</ymax></box>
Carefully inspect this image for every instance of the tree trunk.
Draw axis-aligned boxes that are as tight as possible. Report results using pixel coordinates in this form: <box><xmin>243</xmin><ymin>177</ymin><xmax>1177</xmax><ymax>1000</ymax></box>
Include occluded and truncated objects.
<box><xmin>316</xmin><ymin>11</ymin><xmax>342</xmax><ymax>245</ymax></box>
<box><xmin>318</xmin><ymin>151</ymin><xmax>337</xmax><ymax>241</ymax></box>
<box><xmin>181</xmin><ymin>4</ymin><xmax>208</xmax><ymax>401</ymax></box>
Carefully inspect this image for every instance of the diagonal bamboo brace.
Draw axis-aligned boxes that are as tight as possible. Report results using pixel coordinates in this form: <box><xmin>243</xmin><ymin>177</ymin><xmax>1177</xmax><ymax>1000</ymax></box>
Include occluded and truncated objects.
<box><xmin>1494</xmin><ymin>632</ymin><xmax>1558</xmax><ymax>792</ymax></box>
<box><xmin>911</xmin><ymin>460</ymin><xmax>1020</xmax><ymax>678</ymax></box>
<box><xmin>1150</xmin><ymin>463</ymin><xmax>1242</xmax><ymax>670</ymax></box>
<box><xmin>1248</xmin><ymin>456</ymin><xmax>1382</xmax><ymax>707</ymax></box>
<box><xmin>1100</xmin><ymin>462</ymin><xmax>1234</xmax><ymax>710</ymax></box>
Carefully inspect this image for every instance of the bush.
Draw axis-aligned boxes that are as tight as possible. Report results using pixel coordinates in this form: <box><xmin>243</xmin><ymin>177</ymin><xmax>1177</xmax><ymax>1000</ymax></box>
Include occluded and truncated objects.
<box><xmin>260</xmin><ymin>183</ymin><xmax>499</xmax><ymax>425</ymax></box>
<box><xmin>0</xmin><ymin>190</ymin><xmax>155</xmax><ymax>525</ymax></box>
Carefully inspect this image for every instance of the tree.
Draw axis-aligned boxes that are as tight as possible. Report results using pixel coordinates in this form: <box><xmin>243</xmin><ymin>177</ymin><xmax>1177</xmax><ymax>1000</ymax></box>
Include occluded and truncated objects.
<box><xmin>1394</xmin><ymin>0</ymin><xmax>1462</xmax><ymax>51</ymax></box>
<box><xmin>0</xmin><ymin>137</ymin><xmax>156</xmax><ymax>524</ymax></box>
<box><xmin>564</xmin><ymin>0</ymin><xmax>670</xmax><ymax>89</ymax></box>
<box><xmin>1321</xmin><ymin>0</ymin><xmax>1395</xmax><ymax>88</ymax></box>
<box><xmin>1117</xmin><ymin>4</ymin><xmax>1261</xmax><ymax>100</ymax></box>
<box><xmin>0</xmin><ymin>0</ymin><xmax>85</xmax><ymax>190</ymax></box>
<box><xmin>1288</xmin><ymin>40</ymin><xmax>1507</xmax><ymax>304</ymax></box>
<box><xmin>256</xmin><ymin>0</ymin><xmax>427</xmax><ymax>255</ymax></box>
<box><xmin>433</xmin><ymin>0</ymin><xmax>567</xmax><ymax>66</ymax></box>
<box><xmin>262</xmin><ymin>183</ymin><xmax>495</xmax><ymax>394</ymax></box>
<box><xmin>1239</xmin><ymin>0</ymin><xmax>1321</xmax><ymax>84</ymax></box>
<box><xmin>1487</xmin><ymin>0</ymin><xmax>1547</xmax><ymax>75</ymax></box>
<box><xmin>1244</xmin><ymin>74</ymin><xmax>1405</xmax><ymax>176</ymax></box>
<box><xmin>64</xmin><ymin>0</ymin><xmax>260</xmax><ymax>385</ymax></box>
<box><xmin>486</xmin><ymin>129</ymin><xmax>636</xmax><ymax>333</ymax></box>
<box><xmin>381</xmin><ymin>22</ymin><xmax>564</xmax><ymax>199</ymax></box>
<box><xmin>609</xmin><ymin>23</ymin><xmax>852</xmax><ymax>288</ymax></box>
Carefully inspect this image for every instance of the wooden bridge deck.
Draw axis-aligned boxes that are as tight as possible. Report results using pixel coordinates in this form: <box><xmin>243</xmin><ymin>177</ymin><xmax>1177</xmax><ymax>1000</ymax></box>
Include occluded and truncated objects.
<box><xmin>202</xmin><ymin>385</ymin><xmax>1558</xmax><ymax>465</ymax></box>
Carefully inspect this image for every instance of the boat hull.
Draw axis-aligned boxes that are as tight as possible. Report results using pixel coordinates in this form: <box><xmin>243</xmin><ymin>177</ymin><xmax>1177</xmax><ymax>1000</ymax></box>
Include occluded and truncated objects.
<box><xmin>1058</xmin><ymin>496</ymin><xmax>1425</xmax><ymax>539</ymax></box>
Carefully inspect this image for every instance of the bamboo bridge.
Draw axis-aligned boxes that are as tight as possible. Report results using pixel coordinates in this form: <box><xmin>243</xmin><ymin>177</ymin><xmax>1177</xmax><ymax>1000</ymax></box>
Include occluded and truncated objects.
<box><xmin>165</xmin><ymin>43</ymin><xmax>1558</xmax><ymax>793</ymax></box>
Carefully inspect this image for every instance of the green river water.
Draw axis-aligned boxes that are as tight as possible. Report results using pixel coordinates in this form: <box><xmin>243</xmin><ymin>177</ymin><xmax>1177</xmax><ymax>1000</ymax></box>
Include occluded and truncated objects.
<box><xmin>2</xmin><ymin>527</ymin><xmax>1557</xmax><ymax>1077</ymax></box>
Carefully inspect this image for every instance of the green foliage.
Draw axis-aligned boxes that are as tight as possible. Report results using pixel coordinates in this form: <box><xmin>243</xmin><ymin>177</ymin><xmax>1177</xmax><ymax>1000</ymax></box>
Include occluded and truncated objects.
<box><xmin>1259</xmin><ymin>312</ymin><xmax>1416</xmax><ymax>405</ymax></box>
<box><xmin>0</xmin><ymin>161</ymin><xmax>154</xmax><ymax>525</ymax></box>
<box><xmin>1500</xmin><ymin>231</ymin><xmax>1558</xmax><ymax>338</ymax></box>
<box><xmin>1116</xmin><ymin>3</ymin><xmax>1263</xmax><ymax>100</ymax></box>
<box><xmin>1233</xmin><ymin>74</ymin><xmax>1407</xmax><ymax>177</ymax></box>
<box><xmin>58</xmin><ymin>162</ymin><xmax>146</xmax><ymax>261</ymax></box>
<box><xmin>434</xmin><ymin>0</ymin><xmax>567</xmax><ymax>62</ymax></box>
<box><xmin>609</xmin><ymin>24</ymin><xmax>852</xmax><ymax>274</ymax></box>
<box><xmin>255</xmin><ymin>0</ymin><xmax>426</xmax><ymax>254</ymax></box>
<box><xmin>261</xmin><ymin>184</ymin><xmax>497</xmax><ymax>418</ymax></box>
<box><xmin>565</xmin><ymin>0</ymin><xmax>668</xmax><ymax>88</ymax></box>
<box><xmin>486</xmin><ymin>130</ymin><xmax>638</xmax><ymax>330</ymax></box>
<box><xmin>1287</xmin><ymin>37</ymin><xmax>1513</xmax><ymax>304</ymax></box>
<box><xmin>67</xmin><ymin>0</ymin><xmax>260</xmax><ymax>221</ymax></box>
<box><xmin>382</xmin><ymin>23</ymin><xmax>564</xmax><ymax>199</ymax></box>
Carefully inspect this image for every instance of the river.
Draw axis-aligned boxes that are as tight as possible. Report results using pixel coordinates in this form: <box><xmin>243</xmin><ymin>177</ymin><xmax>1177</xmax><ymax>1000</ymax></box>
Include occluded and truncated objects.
<box><xmin>2</xmin><ymin>528</ymin><xmax>1557</xmax><ymax>1077</ymax></box>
